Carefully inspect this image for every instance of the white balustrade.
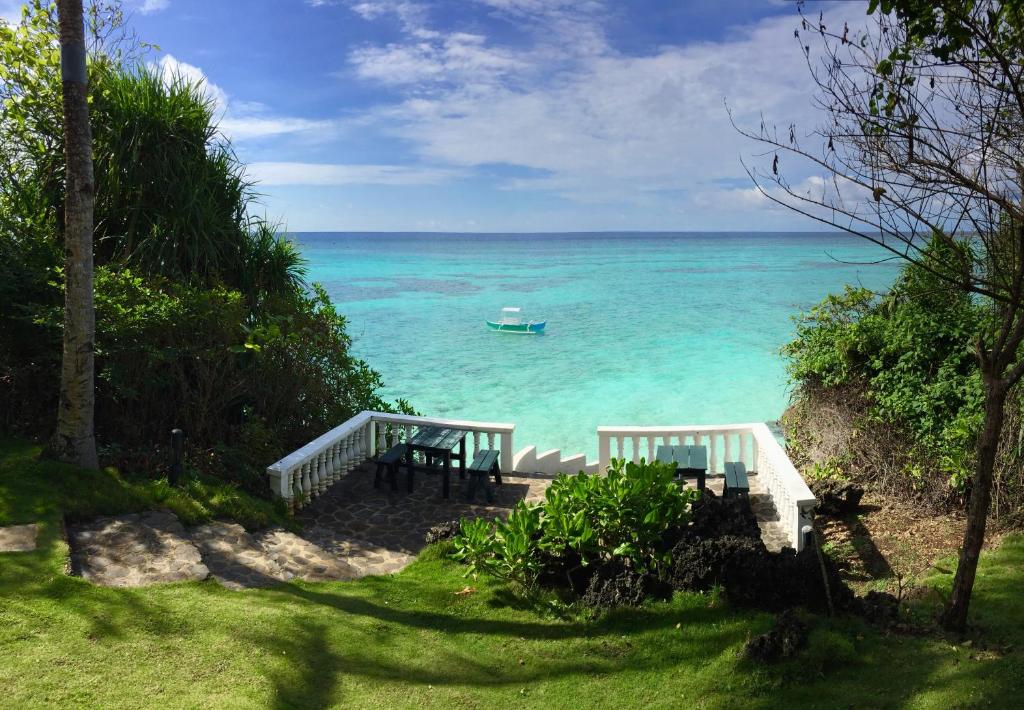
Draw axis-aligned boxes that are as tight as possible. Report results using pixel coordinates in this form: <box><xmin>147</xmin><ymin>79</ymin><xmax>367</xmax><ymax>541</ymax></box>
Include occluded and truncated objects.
<box><xmin>597</xmin><ymin>422</ymin><xmax>815</xmax><ymax>551</ymax></box>
<box><xmin>269</xmin><ymin>412</ymin><xmax>813</xmax><ymax>551</ymax></box>
<box><xmin>267</xmin><ymin>411</ymin><xmax>515</xmax><ymax>512</ymax></box>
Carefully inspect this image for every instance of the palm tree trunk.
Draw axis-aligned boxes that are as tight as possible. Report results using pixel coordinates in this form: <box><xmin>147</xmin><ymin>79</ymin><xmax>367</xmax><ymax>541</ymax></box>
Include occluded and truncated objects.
<box><xmin>942</xmin><ymin>370</ymin><xmax>1007</xmax><ymax>631</ymax></box>
<box><xmin>50</xmin><ymin>0</ymin><xmax>98</xmax><ymax>469</ymax></box>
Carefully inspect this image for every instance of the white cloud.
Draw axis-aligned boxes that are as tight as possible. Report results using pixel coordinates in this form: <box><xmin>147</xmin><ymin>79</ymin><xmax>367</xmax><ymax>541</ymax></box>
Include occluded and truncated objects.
<box><xmin>247</xmin><ymin>161</ymin><xmax>461</xmax><ymax>186</ymax></box>
<box><xmin>344</xmin><ymin>1</ymin><xmax>871</xmax><ymax>213</ymax></box>
<box><xmin>151</xmin><ymin>54</ymin><xmax>335</xmax><ymax>142</ymax></box>
<box><xmin>137</xmin><ymin>0</ymin><xmax>170</xmax><ymax>13</ymax></box>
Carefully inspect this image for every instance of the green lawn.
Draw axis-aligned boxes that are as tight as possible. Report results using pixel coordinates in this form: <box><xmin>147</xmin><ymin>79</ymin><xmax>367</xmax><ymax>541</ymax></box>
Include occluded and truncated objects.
<box><xmin>1</xmin><ymin>438</ymin><xmax>1022</xmax><ymax>709</ymax></box>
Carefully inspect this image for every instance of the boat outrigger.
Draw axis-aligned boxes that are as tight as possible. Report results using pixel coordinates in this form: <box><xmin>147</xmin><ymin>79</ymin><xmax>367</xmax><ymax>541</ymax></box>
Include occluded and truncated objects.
<box><xmin>486</xmin><ymin>307</ymin><xmax>546</xmax><ymax>334</ymax></box>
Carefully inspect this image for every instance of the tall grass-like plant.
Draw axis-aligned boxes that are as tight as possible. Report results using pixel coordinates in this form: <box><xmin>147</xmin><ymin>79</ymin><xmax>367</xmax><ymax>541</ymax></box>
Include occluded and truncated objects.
<box><xmin>90</xmin><ymin>66</ymin><xmax>251</xmax><ymax>283</ymax></box>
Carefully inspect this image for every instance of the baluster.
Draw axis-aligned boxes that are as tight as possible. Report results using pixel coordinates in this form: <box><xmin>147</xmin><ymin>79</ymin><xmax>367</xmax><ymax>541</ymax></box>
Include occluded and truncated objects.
<box><xmin>473</xmin><ymin>431</ymin><xmax>481</xmax><ymax>456</ymax></box>
<box><xmin>724</xmin><ymin>433</ymin><xmax>732</xmax><ymax>464</ymax></box>
<box><xmin>289</xmin><ymin>467</ymin><xmax>301</xmax><ymax>512</ymax></box>
<box><xmin>328</xmin><ymin>441</ymin><xmax>339</xmax><ymax>480</ymax></box>
<box><xmin>300</xmin><ymin>461</ymin><xmax>312</xmax><ymax>506</ymax></box>
<box><xmin>307</xmin><ymin>456</ymin><xmax>319</xmax><ymax>498</ymax></box>
<box><xmin>707</xmin><ymin>433</ymin><xmax>717</xmax><ymax>474</ymax></box>
<box><xmin>487</xmin><ymin>432</ymin><xmax>495</xmax><ymax>449</ymax></box>
<box><xmin>349</xmin><ymin>431</ymin><xmax>359</xmax><ymax>471</ymax></box>
<box><xmin>317</xmin><ymin>451</ymin><xmax>329</xmax><ymax>494</ymax></box>
<box><xmin>615</xmin><ymin>435</ymin><xmax>625</xmax><ymax>460</ymax></box>
<box><xmin>339</xmin><ymin>436</ymin><xmax>349</xmax><ymax>476</ymax></box>
<box><xmin>647</xmin><ymin>437</ymin><xmax>655</xmax><ymax>462</ymax></box>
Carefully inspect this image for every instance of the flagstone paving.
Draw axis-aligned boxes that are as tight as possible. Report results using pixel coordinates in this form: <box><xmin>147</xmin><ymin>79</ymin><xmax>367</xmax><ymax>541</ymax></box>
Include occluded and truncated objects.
<box><xmin>69</xmin><ymin>511</ymin><xmax>210</xmax><ymax>587</ymax></box>
<box><xmin>63</xmin><ymin>462</ymin><xmax>788</xmax><ymax>589</ymax></box>
<box><xmin>297</xmin><ymin>462</ymin><xmax>552</xmax><ymax>577</ymax></box>
<box><xmin>0</xmin><ymin>523</ymin><xmax>38</xmax><ymax>552</ymax></box>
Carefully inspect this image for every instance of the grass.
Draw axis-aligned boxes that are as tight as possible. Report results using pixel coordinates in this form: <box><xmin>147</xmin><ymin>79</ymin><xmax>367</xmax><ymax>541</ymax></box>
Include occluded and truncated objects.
<box><xmin>0</xmin><ymin>438</ymin><xmax>289</xmax><ymax>530</ymax></box>
<box><xmin>2</xmin><ymin>438</ymin><xmax>1024</xmax><ymax>708</ymax></box>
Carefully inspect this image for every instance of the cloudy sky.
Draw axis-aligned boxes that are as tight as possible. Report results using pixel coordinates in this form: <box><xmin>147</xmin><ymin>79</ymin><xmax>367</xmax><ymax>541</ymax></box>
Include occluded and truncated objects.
<box><xmin>7</xmin><ymin>0</ymin><xmax>872</xmax><ymax>231</ymax></box>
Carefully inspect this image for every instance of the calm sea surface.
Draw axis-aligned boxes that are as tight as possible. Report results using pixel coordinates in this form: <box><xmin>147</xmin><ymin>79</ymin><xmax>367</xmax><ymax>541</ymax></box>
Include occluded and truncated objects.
<box><xmin>296</xmin><ymin>232</ymin><xmax>899</xmax><ymax>459</ymax></box>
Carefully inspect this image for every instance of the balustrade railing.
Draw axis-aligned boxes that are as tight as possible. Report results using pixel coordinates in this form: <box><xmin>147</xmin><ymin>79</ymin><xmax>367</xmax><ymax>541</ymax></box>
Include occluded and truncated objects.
<box><xmin>269</xmin><ymin>414</ymin><xmax>814</xmax><ymax>551</ymax></box>
<box><xmin>266</xmin><ymin>411</ymin><xmax>514</xmax><ymax>511</ymax></box>
<box><xmin>597</xmin><ymin>422</ymin><xmax>815</xmax><ymax>550</ymax></box>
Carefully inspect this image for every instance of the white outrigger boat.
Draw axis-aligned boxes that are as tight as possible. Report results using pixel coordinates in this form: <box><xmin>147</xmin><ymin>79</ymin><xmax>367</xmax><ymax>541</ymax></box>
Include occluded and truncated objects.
<box><xmin>486</xmin><ymin>307</ymin><xmax>546</xmax><ymax>334</ymax></box>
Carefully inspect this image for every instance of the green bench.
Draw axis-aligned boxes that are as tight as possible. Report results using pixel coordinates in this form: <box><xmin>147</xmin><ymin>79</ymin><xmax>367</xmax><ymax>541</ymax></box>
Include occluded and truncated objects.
<box><xmin>723</xmin><ymin>461</ymin><xmax>749</xmax><ymax>499</ymax></box>
<box><xmin>374</xmin><ymin>443</ymin><xmax>407</xmax><ymax>492</ymax></box>
<box><xmin>655</xmin><ymin>444</ymin><xmax>708</xmax><ymax>490</ymax></box>
<box><xmin>466</xmin><ymin>449</ymin><xmax>502</xmax><ymax>503</ymax></box>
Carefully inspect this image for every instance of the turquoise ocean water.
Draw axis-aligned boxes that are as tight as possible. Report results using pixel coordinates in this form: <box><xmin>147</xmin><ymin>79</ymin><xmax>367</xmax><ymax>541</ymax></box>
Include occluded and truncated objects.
<box><xmin>297</xmin><ymin>232</ymin><xmax>899</xmax><ymax>460</ymax></box>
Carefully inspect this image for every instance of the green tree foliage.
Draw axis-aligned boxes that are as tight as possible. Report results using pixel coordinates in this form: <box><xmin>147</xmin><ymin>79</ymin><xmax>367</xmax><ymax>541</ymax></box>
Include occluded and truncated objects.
<box><xmin>784</xmin><ymin>237</ymin><xmax>1002</xmax><ymax>492</ymax></box>
<box><xmin>0</xmin><ymin>2</ymin><xmax>410</xmax><ymax>491</ymax></box>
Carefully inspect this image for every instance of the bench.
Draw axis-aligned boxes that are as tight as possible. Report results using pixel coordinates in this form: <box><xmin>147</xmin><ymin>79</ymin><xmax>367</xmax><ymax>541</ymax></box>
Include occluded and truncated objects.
<box><xmin>656</xmin><ymin>444</ymin><xmax>708</xmax><ymax>490</ymax></box>
<box><xmin>374</xmin><ymin>444</ymin><xmax>407</xmax><ymax>492</ymax></box>
<box><xmin>723</xmin><ymin>461</ymin><xmax>749</xmax><ymax>499</ymax></box>
<box><xmin>466</xmin><ymin>449</ymin><xmax>501</xmax><ymax>503</ymax></box>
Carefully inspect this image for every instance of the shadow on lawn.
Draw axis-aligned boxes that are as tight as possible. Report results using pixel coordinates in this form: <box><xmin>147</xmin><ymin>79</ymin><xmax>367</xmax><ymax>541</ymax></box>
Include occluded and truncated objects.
<box><xmin>244</xmin><ymin>591</ymin><xmax>753</xmax><ymax>709</ymax></box>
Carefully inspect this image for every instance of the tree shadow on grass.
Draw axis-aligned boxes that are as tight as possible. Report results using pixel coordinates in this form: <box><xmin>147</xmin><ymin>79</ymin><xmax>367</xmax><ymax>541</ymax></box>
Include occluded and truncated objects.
<box><xmin>1</xmin><ymin>518</ymin><xmax>185</xmax><ymax>641</ymax></box>
<box><xmin>236</xmin><ymin>575</ymin><xmax>760</xmax><ymax>710</ymax></box>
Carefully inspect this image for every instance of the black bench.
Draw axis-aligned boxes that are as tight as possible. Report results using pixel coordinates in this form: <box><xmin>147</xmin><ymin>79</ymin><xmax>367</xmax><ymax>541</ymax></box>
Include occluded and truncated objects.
<box><xmin>466</xmin><ymin>449</ymin><xmax>501</xmax><ymax>503</ymax></box>
<box><xmin>723</xmin><ymin>461</ymin><xmax>749</xmax><ymax>499</ymax></box>
<box><xmin>374</xmin><ymin>444</ymin><xmax>407</xmax><ymax>492</ymax></box>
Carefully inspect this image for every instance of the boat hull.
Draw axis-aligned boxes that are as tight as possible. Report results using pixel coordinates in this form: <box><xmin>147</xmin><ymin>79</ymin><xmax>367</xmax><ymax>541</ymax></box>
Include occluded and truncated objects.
<box><xmin>486</xmin><ymin>320</ymin><xmax>546</xmax><ymax>333</ymax></box>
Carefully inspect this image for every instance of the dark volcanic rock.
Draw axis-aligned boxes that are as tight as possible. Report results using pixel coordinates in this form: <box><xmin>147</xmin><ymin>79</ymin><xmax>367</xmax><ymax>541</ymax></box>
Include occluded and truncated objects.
<box><xmin>582</xmin><ymin>561</ymin><xmax>673</xmax><ymax>609</ymax></box>
<box><xmin>810</xmin><ymin>478</ymin><xmax>865</xmax><ymax>516</ymax></box>
<box><xmin>744</xmin><ymin>610</ymin><xmax>809</xmax><ymax>663</ymax></box>
<box><xmin>853</xmin><ymin>590</ymin><xmax>901</xmax><ymax>626</ymax></box>
<box><xmin>689</xmin><ymin>490</ymin><xmax>762</xmax><ymax>540</ymax></box>
<box><xmin>670</xmin><ymin>535</ymin><xmax>767</xmax><ymax>592</ymax></box>
<box><xmin>670</xmin><ymin>534</ymin><xmax>853</xmax><ymax>614</ymax></box>
<box><xmin>424</xmin><ymin>520</ymin><xmax>462</xmax><ymax>544</ymax></box>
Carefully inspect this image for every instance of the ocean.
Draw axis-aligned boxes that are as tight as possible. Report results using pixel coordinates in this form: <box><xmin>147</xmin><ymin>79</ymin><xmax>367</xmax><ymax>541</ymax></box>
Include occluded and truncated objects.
<box><xmin>296</xmin><ymin>232</ymin><xmax>899</xmax><ymax>460</ymax></box>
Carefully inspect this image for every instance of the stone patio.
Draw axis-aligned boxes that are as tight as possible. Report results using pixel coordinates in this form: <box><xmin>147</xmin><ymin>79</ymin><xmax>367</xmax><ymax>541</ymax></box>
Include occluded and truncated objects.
<box><xmin>297</xmin><ymin>462</ymin><xmax>790</xmax><ymax>575</ymax></box>
<box><xmin>297</xmin><ymin>462</ymin><xmax>551</xmax><ymax>576</ymax></box>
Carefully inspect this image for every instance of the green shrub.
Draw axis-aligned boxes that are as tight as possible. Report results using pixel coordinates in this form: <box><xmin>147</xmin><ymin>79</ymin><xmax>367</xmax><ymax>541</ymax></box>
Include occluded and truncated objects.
<box><xmin>783</xmin><ymin>235</ymin><xmax>991</xmax><ymax>492</ymax></box>
<box><xmin>452</xmin><ymin>459</ymin><xmax>698</xmax><ymax>592</ymax></box>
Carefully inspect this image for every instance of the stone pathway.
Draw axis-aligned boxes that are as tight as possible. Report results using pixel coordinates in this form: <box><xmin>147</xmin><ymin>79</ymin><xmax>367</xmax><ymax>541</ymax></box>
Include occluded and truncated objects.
<box><xmin>0</xmin><ymin>523</ymin><xmax>38</xmax><ymax>552</ymax></box>
<box><xmin>190</xmin><ymin>522</ymin><xmax>358</xmax><ymax>590</ymax></box>
<box><xmin>297</xmin><ymin>462</ymin><xmax>552</xmax><ymax>577</ymax></box>
<box><xmin>67</xmin><ymin>514</ymin><xmax>357</xmax><ymax>590</ymax></box>
<box><xmin>69</xmin><ymin>511</ymin><xmax>210</xmax><ymax>587</ymax></box>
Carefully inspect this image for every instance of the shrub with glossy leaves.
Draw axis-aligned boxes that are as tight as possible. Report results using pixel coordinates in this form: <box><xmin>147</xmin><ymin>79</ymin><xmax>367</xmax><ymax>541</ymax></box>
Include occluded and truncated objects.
<box><xmin>452</xmin><ymin>458</ymin><xmax>698</xmax><ymax>593</ymax></box>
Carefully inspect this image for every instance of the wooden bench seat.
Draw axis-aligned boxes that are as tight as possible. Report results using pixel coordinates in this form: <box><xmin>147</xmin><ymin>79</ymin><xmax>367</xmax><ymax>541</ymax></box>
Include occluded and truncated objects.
<box><xmin>466</xmin><ymin>449</ymin><xmax>501</xmax><ymax>502</ymax></box>
<box><xmin>374</xmin><ymin>444</ymin><xmax>407</xmax><ymax>492</ymax></box>
<box><xmin>723</xmin><ymin>461</ymin><xmax>750</xmax><ymax>499</ymax></box>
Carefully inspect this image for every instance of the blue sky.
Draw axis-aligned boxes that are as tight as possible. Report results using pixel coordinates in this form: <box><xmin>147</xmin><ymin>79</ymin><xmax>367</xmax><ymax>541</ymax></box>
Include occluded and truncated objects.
<box><xmin>8</xmin><ymin>0</ymin><xmax>871</xmax><ymax>231</ymax></box>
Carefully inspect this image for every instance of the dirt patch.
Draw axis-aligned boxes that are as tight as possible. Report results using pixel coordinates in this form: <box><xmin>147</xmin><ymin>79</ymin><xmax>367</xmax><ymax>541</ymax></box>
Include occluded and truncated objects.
<box><xmin>816</xmin><ymin>490</ymin><xmax>1004</xmax><ymax>592</ymax></box>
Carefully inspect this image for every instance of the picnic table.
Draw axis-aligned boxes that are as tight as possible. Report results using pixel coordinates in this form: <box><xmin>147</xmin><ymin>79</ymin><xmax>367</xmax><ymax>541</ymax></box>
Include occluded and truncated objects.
<box><xmin>655</xmin><ymin>444</ymin><xmax>709</xmax><ymax>490</ymax></box>
<box><xmin>405</xmin><ymin>426</ymin><xmax>468</xmax><ymax>499</ymax></box>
